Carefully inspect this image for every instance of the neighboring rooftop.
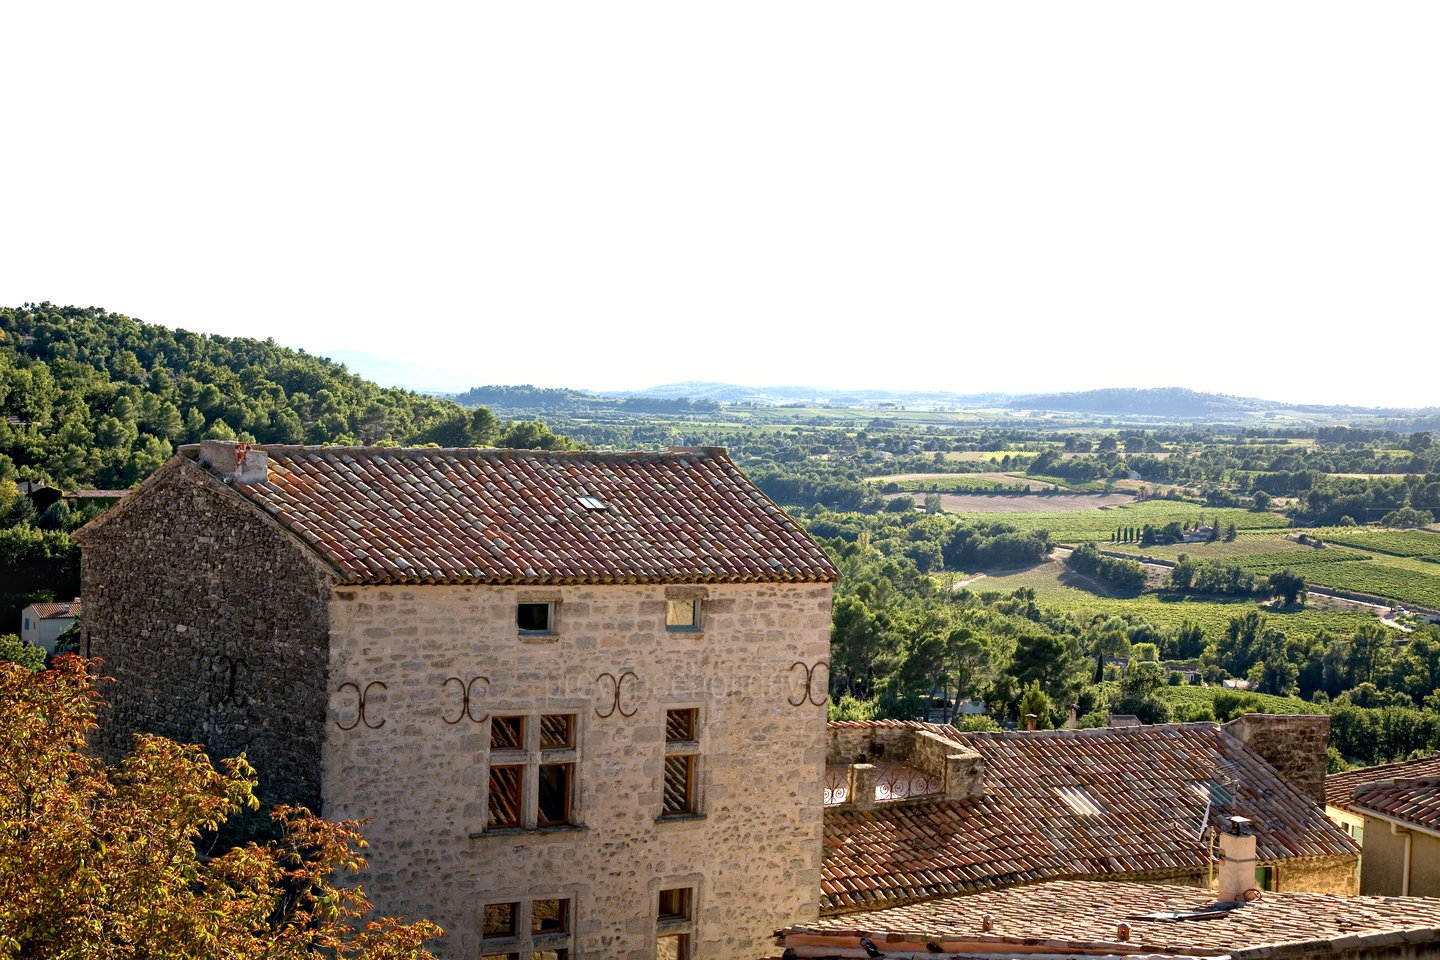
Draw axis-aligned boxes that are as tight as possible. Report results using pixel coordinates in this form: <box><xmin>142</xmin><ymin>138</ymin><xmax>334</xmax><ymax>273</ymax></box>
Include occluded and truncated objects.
<box><xmin>822</xmin><ymin>720</ymin><xmax>1357</xmax><ymax>914</ymax></box>
<box><xmin>1328</xmin><ymin>754</ymin><xmax>1440</xmax><ymax>811</ymax></box>
<box><xmin>1350</xmin><ymin>779</ymin><xmax>1440</xmax><ymax>837</ymax></box>
<box><xmin>779</xmin><ymin>880</ymin><xmax>1440</xmax><ymax>959</ymax></box>
<box><xmin>89</xmin><ymin>442</ymin><xmax>839</xmax><ymax>586</ymax></box>
<box><xmin>24</xmin><ymin>600</ymin><xmax>81</xmax><ymax>620</ymax></box>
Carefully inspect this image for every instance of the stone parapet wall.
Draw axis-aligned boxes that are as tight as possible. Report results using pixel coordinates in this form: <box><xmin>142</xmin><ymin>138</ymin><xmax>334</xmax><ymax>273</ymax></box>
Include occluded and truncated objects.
<box><xmin>78</xmin><ymin>460</ymin><xmax>334</xmax><ymax>809</ymax></box>
<box><xmin>323</xmin><ymin>580</ymin><xmax>833</xmax><ymax>960</ymax></box>
<box><xmin>1279</xmin><ymin>854</ymin><xmax>1361</xmax><ymax>896</ymax></box>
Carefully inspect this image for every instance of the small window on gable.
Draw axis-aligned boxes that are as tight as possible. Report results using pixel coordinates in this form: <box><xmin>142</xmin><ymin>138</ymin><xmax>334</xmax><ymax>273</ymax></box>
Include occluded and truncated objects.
<box><xmin>665</xmin><ymin>598</ymin><xmax>700</xmax><ymax>632</ymax></box>
<box><xmin>517</xmin><ymin>602</ymin><xmax>555</xmax><ymax>634</ymax></box>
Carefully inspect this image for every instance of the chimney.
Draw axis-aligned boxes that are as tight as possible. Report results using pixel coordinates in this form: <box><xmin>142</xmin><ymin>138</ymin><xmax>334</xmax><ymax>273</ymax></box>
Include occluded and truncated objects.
<box><xmin>1217</xmin><ymin>816</ymin><xmax>1258</xmax><ymax>902</ymax></box>
<box><xmin>1067</xmin><ymin>704</ymin><xmax>1078</xmax><ymax>730</ymax></box>
<box><xmin>1024</xmin><ymin>713</ymin><xmax>1037</xmax><ymax>732</ymax></box>
<box><xmin>198</xmin><ymin>439</ymin><xmax>269</xmax><ymax>485</ymax></box>
<box><xmin>1222</xmin><ymin>714</ymin><xmax>1329</xmax><ymax>806</ymax></box>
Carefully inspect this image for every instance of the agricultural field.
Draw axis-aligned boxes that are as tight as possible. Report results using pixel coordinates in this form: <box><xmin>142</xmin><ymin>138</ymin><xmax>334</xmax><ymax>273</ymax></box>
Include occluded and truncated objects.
<box><xmin>953</xmin><ymin>501</ymin><xmax>1290</xmax><ymax>543</ymax></box>
<box><xmin>1308</xmin><ymin>528</ymin><xmax>1440</xmax><ymax>560</ymax></box>
<box><xmin>877</xmin><ymin>472</ymin><xmax>1059</xmax><ymax>492</ymax></box>
<box><xmin>936</xmin><ymin>492</ymin><xmax>1134</xmax><ymax>514</ymax></box>
<box><xmin>1106</xmin><ymin>534</ymin><xmax>1313</xmax><ymax>563</ymax></box>
<box><xmin>959</xmin><ymin>557</ymin><xmax>1378</xmax><ymax>645</ymax></box>
<box><xmin>1157</xmin><ymin>684</ymin><xmax>1311</xmax><ymax>719</ymax></box>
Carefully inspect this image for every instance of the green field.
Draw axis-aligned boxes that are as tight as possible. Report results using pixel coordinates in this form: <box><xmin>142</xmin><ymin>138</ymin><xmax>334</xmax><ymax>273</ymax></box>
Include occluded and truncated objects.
<box><xmin>954</xmin><ymin>501</ymin><xmax>1290</xmax><ymax>543</ymax></box>
<box><xmin>962</xmin><ymin>557</ymin><xmax>1377</xmax><ymax>643</ymax></box>
<box><xmin>1157</xmin><ymin>684</ymin><xmax>1312</xmax><ymax>719</ymax></box>
<box><xmin>1307</xmin><ymin>528</ymin><xmax>1440</xmax><ymax>560</ymax></box>
<box><xmin>1106</xmin><ymin>533</ymin><xmax>1311</xmax><ymax>563</ymax></box>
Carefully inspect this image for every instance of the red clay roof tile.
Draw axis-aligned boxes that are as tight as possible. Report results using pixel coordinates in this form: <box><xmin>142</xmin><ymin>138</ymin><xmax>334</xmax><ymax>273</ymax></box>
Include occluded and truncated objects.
<box><xmin>821</xmin><ymin>720</ymin><xmax>1357</xmax><ymax>914</ymax></box>
<box><xmin>189</xmin><ymin>445</ymin><xmax>838</xmax><ymax>586</ymax></box>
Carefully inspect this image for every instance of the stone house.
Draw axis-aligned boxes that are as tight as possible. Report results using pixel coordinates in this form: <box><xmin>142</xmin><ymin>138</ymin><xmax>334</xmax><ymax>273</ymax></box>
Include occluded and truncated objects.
<box><xmin>820</xmin><ymin>715</ymin><xmax>1358</xmax><ymax>915</ymax></box>
<box><xmin>77</xmin><ymin>440</ymin><xmax>839</xmax><ymax>960</ymax></box>
<box><xmin>1328</xmin><ymin>754</ymin><xmax>1440</xmax><ymax>896</ymax></box>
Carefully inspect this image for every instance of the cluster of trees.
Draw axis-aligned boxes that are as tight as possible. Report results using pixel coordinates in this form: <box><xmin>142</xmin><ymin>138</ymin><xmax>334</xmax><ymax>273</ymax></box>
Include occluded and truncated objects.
<box><xmin>1167</xmin><ymin>556</ymin><xmax>1265</xmax><ymax>597</ymax></box>
<box><xmin>0</xmin><ymin>304</ymin><xmax>571</xmax><ymax>491</ymax></box>
<box><xmin>0</xmin><ymin>657</ymin><xmax>441</xmax><ymax>957</ymax></box>
<box><xmin>1065</xmin><ymin>543</ymin><xmax>1146</xmax><ymax>593</ymax></box>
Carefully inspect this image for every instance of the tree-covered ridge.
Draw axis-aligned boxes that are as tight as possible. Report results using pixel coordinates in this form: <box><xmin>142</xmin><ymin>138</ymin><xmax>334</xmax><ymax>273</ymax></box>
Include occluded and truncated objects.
<box><xmin>0</xmin><ymin>304</ymin><xmax>570</xmax><ymax>490</ymax></box>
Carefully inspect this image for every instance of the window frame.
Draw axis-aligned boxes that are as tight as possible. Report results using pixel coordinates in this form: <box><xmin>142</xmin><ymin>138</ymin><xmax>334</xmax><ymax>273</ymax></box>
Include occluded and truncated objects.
<box><xmin>516</xmin><ymin>601</ymin><xmax>557</xmax><ymax>636</ymax></box>
<box><xmin>484</xmin><ymin>710</ymin><xmax>581</xmax><ymax>832</ymax></box>
<box><xmin>660</xmin><ymin>707</ymin><xmax>702</xmax><ymax>820</ymax></box>
<box><xmin>654</xmin><ymin>883</ymin><xmax>697</xmax><ymax>960</ymax></box>
<box><xmin>664</xmin><ymin>597</ymin><xmax>701</xmax><ymax>632</ymax></box>
<box><xmin>480</xmin><ymin>895</ymin><xmax>573</xmax><ymax>959</ymax></box>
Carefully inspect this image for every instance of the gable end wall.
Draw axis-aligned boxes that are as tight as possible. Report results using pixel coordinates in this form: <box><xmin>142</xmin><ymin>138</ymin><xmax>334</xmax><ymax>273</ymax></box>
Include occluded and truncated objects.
<box><xmin>80</xmin><ymin>461</ymin><xmax>335</xmax><ymax>809</ymax></box>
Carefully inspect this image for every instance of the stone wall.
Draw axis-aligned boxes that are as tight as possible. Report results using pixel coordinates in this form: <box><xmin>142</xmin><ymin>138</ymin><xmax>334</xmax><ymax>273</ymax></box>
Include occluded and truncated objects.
<box><xmin>78</xmin><ymin>459</ymin><xmax>335</xmax><ymax>809</ymax></box>
<box><xmin>1223</xmin><ymin>714</ymin><xmax>1330</xmax><ymax>806</ymax></box>
<box><xmin>1278</xmin><ymin>855</ymin><xmax>1360</xmax><ymax>895</ymax></box>
<box><xmin>323</xmin><ymin>580</ymin><xmax>834</xmax><ymax>960</ymax></box>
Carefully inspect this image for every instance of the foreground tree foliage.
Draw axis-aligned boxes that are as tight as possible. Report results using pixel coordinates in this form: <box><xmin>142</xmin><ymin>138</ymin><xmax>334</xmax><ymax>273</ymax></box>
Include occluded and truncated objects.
<box><xmin>0</xmin><ymin>658</ymin><xmax>441</xmax><ymax>959</ymax></box>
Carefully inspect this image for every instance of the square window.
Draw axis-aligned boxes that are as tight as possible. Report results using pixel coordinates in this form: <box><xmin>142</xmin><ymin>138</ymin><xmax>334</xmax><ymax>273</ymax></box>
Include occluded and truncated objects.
<box><xmin>665</xmin><ymin>598</ymin><xmax>700</xmax><ymax>631</ymax></box>
<box><xmin>662</xmin><ymin>755</ymin><xmax>696</xmax><ymax>816</ymax></box>
<box><xmin>488</xmin><ymin>766</ymin><xmax>524</xmax><ymax>828</ymax></box>
<box><xmin>537</xmin><ymin>763</ymin><xmax>573</xmax><ymax>827</ymax></box>
<box><xmin>665</xmin><ymin>709</ymin><xmax>696</xmax><ymax>743</ymax></box>
<box><xmin>657</xmin><ymin>888</ymin><xmax>691</xmax><ymax>922</ymax></box>
<box><xmin>540</xmin><ymin>714</ymin><xmax>574</xmax><ymax>749</ymax></box>
<box><xmin>531</xmin><ymin>898</ymin><xmax>569</xmax><ymax>934</ymax></box>
<box><xmin>517</xmin><ymin>602</ymin><xmax>554</xmax><ymax>634</ymax></box>
<box><xmin>655</xmin><ymin>934</ymin><xmax>689</xmax><ymax>960</ymax></box>
<box><xmin>483</xmin><ymin>902</ymin><xmax>519</xmax><ymax>938</ymax></box>
<box><xmin>492</xmin><ymin>716</ymin><xmax>526</xmax><ymax>751</ymax></box>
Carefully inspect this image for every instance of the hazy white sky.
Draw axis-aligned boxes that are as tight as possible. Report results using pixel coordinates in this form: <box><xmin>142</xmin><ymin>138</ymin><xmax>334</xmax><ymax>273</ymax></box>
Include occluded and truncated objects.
<box><xmin>3</xmin><ymin>3</ymin><xmax>1437</xmax><ymax>406</ymax></box>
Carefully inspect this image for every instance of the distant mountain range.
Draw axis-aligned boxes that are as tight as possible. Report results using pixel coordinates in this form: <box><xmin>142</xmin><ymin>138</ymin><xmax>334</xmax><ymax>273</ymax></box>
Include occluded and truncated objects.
<box><xmin>321</xmin><ymin>351</ymin><xmax>1435</xmax><ymax>423</ymax></box>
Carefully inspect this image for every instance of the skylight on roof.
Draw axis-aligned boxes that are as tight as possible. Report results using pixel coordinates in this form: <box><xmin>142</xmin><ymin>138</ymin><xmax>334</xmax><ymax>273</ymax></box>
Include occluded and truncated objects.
<box><xmin>1055</xmin><ymin>785</ymin><xmax>1105</xmax><ymax>816</ymax></box>
<box><xmin>577</xmin><ymin>496</ymin><xmax>607</xmax><ymax>511</ymax></box>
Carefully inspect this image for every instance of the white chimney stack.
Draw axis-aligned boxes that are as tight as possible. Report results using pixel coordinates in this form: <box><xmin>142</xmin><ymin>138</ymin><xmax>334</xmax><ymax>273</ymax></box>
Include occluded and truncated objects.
<box><xmin>1217</xmin><ymin>815</ymin><xmax>1259</xmax><ymax>902</ymax></box>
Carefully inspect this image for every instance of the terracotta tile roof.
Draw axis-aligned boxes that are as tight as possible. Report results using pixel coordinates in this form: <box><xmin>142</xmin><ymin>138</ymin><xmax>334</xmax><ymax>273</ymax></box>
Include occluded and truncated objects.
<box><xmin>821</xmin><ymin>720</ymin><xmax>1357</xmax><ymax>914</ymax></box>
<box><xmin>25</xmin><ymin>601</ymin><xmax>81</xmax><ymax>620</ymax></box>
<box><xmin>188</xmin><ymin>445</ymin><xmax>838</xmax><ymax>586</ymax></box>
<box><xmin>784</xmin><ymin>880</ymin><xmax>1440</xmax><ymax>958</ymax></box>
<box><xmin>1327</xmin><ymin>754</ymin><xmax>1440</xmax><ymax>811</ymax></box>
<box><xmin>1350</xmin><ymin>779</ymin><xmax>1440</xmax><ymax>835</ymax></box>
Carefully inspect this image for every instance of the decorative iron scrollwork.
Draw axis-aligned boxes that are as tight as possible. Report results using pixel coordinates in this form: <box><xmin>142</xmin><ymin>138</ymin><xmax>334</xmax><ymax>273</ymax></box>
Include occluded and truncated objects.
<box><xmin>335</xmin><ymin>681</ymin><xmax>387</xmax><ymax>731</ymax></box>
<box><xmin>787</xmin><ymin>660</ymin><xmax>829</xmax><ymax>707</ymax></box>
<box><xmin>442</xmin><ymin>676</ymin><xmax>490</xmax><ymax>725</ymax></box>
<box><xmin>219</xmin><ymin>655</ymin><xmax>249</xmax><ymax>707</ymax></box>
<box><xmin>823</xmin><ymin>766</ymin><xmax>850</xmax><ymax>806</ymax></box>
<box><xmin>875</xmin><ymin>766</ymin><xmax>942</xmax><ymax>802</ymax></box>
<box><xmin>595</xmin><ymin>670</ymin><xmax>639</xmax><ymax>719</ymax></box>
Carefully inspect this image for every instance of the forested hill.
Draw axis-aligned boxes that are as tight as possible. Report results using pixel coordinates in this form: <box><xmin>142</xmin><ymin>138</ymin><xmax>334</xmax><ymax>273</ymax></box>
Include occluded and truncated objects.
<box><xmin>0</xmin><ymin>304</ymin><xmax>569</xmax><ymax>490</ymax></box>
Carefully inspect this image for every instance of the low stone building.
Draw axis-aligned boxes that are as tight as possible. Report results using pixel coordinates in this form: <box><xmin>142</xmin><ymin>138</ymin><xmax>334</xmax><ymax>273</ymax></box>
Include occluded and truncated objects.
<box><xmin>77</xmin><ymin>440</ymin><xmax>839</xmax><ymax>960</ymax></box>
<box><xmin>820</xmin><ymin>716</ymin><xmax>1358</xmax><ymax>915</ymax></box>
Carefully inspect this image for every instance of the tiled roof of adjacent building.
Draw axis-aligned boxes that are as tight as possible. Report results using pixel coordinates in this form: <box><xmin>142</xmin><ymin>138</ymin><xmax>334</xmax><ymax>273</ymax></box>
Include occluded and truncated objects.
<box><xmin>1349</xmin><ymin>779</ymin><xmax>1440</xmax><ymax>836</ymax></box>
<box><xmin>782</xmin><ymin>880</ymin><xmax>1440</xmax><ymax>959</ymax></box>
<box><xmin>1327</xmin><ymin>753</ymin><xmax>1440</xmax><ymax>811</ymax></box>
<box><xmin>24</xmin><ymin>601</ymin><xmax>81</xmax><ymax>619</ymax></box>
<box><xmin>822</xmin><ymin>720</ymin><xmax>1357</xmax><ymax>914</ymax></box>
<box><xmin>175</xmin><ymin>444</ymin><xmax>840</xmax><ymax>586</ymax></box>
